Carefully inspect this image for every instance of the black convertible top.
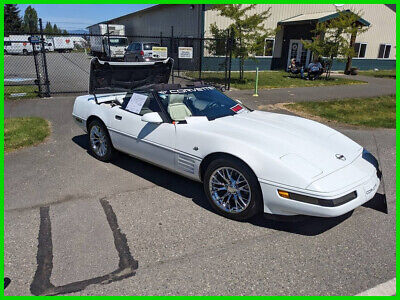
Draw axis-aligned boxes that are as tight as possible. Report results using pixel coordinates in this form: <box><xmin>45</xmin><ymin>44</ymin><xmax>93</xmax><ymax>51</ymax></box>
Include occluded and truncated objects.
<box><xmin>89</xmin><ymin>57</ymin><xmax>173</xmax><ymax>94</ymax></box>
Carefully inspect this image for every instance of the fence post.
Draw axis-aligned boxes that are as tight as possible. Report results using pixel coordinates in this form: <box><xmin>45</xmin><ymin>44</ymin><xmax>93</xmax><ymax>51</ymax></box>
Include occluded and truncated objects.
<box><xmin>227</xmin><ymin>31</ymin><xmax>234</xmax><ymax>91</ymax></box>
<box><xmin>198</xmin><ymin>4</ymin><xmax>205</xmax><ymax>80</ymax></box>
<box><xmin>106</xmin><ymin>22</ymin><xmax>111</xmax><ymax>61</ymax></box>
<box><xmin>224</xmin><ymin>29</ymin><xmax>229</xmax><ymax>91</ymax></box>
<box><xmin>32</xmin><ymin>41</ymin><xmax>43</xmax><ymax>97</ymax></box>
<box><xmin>253</xmin><ymin>67</ymin><xmax>259</xmax><ymax>97</ymax></box>
<box><xmin>170</xmin><ymin>26</ymin><xmax>174</xmax><ymax>84</ymax></box>
<box><xmin>39</xmin><ymin>18</ymin><xmax>50</xmax><ymax>97</ymax></box>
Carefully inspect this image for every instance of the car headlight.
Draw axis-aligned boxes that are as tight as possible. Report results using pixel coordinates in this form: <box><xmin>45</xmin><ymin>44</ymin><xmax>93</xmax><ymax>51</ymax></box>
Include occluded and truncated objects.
<box><xmin>362</xmin><ymin>148</ymin><xmax>381</xmax><ymax>178</ymax></box>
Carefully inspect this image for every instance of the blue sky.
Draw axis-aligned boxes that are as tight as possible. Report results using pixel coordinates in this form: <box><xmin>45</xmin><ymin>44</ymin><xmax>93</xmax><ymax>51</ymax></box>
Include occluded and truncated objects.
<box><xmin>17</xmin><ymin>4</ymin><xmax>155</xmax><ymax>31</ymax></box>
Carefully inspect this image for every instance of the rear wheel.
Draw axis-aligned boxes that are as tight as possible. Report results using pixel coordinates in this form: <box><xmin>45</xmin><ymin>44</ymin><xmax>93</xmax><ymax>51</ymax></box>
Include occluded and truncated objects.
<box><xmin>22</xmin><ymin>49</ymin><xmax>28</xmax><ymax>55</ymax></box>
<box><xmin>203</xmin><ymin>157</ymin><xmax>262</xmax><ymax>221</ymax></box>
<box><xmin>88</xmin><ymin>119</ymin><xmax>114</xmax><ymax>162</ymax></box>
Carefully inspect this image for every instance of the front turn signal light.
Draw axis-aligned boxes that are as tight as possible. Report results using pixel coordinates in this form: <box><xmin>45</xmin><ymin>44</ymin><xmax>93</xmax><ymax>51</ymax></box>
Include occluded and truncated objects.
<box><xmin>278</xmin><ymin>190</ymin><xmax>290</xmax><ymax>199</ymax></box>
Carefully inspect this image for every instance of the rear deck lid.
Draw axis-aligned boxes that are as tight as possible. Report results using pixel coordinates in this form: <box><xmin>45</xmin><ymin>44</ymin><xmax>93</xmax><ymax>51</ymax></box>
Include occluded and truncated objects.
<box><xmin>89</xmin><ymin>57</ymin><xmax>173</xmax><ymax>94</ymax></box>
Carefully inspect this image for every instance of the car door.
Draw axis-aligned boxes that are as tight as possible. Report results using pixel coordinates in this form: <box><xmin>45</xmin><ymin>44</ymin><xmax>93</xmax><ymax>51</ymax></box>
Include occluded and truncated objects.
<box><xmin>133</xmin><ymin>43</ymin><xmax>142</xmax><ymax>61</ymax></box>
<box><xmin>108</xmin><ymin>91</ymin><xmax>176</xmax><ymax>171</ymax></box>
<box><xmin>126</xmin><ymin>43</ymin><xmax>135</xmax><ymax>61</ymax></box>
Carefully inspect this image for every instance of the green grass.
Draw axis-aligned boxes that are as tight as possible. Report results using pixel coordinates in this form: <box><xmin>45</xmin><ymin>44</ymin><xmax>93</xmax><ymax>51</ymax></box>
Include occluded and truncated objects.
<box><xmin>5</xmin><ymin>117</ymin><xmax>51</xmax><ymax>152</ymax></box>
<box><xmin>185</xmin><ymin>71</ymin><xmax>365</xmax><ymax>90</ymax></box>
<box><xmin>4</xmin><ymin>85</ymin><xmax>38</xmax><ymax>100</ymax></box>
<box><xmin>285</xmin><ymin>95</ymin><xmax>396</xmax><ymax>128</ymax></box>
<box><xmin>358</xmin><ymin>69</ymin><xmax>396</xmax><ymax>79</ymax></box>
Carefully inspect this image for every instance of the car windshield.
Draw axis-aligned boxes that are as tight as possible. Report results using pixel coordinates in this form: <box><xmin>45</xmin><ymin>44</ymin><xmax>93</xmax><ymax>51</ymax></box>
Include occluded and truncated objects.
<box><xmin>158</xmin><ymin>86</ymin><xmax>248</xmax><ymax>121</ymax></box>
<box><xmin>109</xmin><ymin>38</ymin><xmax>128</xmax><ymax>47</ymax></box>
<box><xmin>144</xmin><ymin>43</ymin><xmax>160</xmax><ymax>50</ymax></box>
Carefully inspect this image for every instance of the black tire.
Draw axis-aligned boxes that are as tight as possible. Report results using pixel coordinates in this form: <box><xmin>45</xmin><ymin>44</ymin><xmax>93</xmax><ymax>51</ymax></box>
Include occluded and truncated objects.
<box><xmin>203</xmin><ymin>157</ymin><xmax>263</xmax><ymax>221</ymax></box>
<box><xmin>87</xmin><ymin>119</ymin><xmax>114</xmax><ymax>162</ymax></box>
<box><xmin>23</xmin><ymin>49</ymin><xmax>28</xmax><ymax>55</ymax></box>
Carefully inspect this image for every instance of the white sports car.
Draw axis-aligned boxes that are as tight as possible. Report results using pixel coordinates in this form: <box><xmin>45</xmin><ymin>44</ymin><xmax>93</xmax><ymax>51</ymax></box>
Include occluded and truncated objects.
<box><xmin>72</xmin><ymin>58</ymin><xmax>381</xmax><ymax>220</ymax></box>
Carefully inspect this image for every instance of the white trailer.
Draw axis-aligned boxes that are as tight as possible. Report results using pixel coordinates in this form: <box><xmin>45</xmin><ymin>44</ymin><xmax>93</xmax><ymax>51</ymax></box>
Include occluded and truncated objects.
<box><xmin>49</xmin><ymin>36</ymin><xmax>74</xmax><ymax>52</ymax></box>
<box><xmin>88</xmin><ymin>24</ymin><xmax>128</xmax><ymax>60</ymax></box>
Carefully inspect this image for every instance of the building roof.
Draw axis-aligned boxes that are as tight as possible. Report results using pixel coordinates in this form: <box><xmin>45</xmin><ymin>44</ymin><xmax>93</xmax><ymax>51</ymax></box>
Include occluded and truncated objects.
<box><xmin>88</xmin><ymin>4</ymin><xmax>164</xmax><ymax>28</ymax></box>
<box><xmin>278</xmin><ymin>10</ymin><xmax>370</xmax><ymax>26</ymax></box>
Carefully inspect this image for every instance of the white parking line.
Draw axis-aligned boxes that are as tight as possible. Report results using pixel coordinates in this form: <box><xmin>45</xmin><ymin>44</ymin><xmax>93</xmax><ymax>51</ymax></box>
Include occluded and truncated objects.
<box><xmin>356</xmin><ymin>278</ymin><xmax>396</xmax><ymax>296</ymax></box>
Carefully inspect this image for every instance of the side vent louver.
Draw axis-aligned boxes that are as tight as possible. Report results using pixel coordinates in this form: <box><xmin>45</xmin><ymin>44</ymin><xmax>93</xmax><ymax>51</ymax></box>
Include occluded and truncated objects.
<box><xmin>177</xmin><ymin>154</ymin><xmax>195</xmax><ymax>174</ymax></box>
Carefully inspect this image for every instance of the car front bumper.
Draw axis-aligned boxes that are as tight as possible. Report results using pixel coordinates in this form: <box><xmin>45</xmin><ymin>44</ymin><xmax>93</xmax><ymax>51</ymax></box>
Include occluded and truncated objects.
<box><xmin>259</xmin><ymin>171</ymin><xmax>380</xmax><ymax>218</ymax></box>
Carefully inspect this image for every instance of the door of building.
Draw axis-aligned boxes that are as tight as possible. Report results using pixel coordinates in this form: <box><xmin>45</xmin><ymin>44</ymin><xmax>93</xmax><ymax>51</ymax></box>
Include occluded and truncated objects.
<box><xmin>287</xmin><ymin>39</ymin><xmax>311</xmax><ymax>69</ymax></box>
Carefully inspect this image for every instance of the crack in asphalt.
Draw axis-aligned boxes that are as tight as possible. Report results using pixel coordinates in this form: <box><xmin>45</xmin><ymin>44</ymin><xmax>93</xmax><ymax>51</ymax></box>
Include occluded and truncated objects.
<box><xmin>30</xmin><ymin>198</ymin><xmax>138</xmax><ymax>296</ymax></box>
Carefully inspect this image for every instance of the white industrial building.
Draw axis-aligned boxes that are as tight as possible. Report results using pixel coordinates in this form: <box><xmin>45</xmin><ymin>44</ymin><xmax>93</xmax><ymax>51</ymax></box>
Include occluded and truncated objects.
<box><xmin>98</xmin><ymin>4</ymin><xmax>396</xmax><ymax>70</ymax></box>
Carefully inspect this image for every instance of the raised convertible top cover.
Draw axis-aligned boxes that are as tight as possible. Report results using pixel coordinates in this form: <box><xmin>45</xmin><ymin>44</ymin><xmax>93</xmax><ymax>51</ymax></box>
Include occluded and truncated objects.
<box><xmin>89</xmin><ymin>57</ymin><xmax>173</xmax><ymax>94</ymax></box>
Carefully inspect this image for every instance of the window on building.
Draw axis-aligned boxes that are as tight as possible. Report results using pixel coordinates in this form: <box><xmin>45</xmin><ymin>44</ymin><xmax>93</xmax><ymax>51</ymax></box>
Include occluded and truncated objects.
<box><xmin>353</xmin><ymin>42</ymin><xmax>367</xmax><ymax>58</ymax></box>
<box><xmin>255</xmin><ymin>38</ymin><xmax>274</xmax><ymax>57</ymax></box>
<box><xmin>378</xmin><ymin>44</ymin><xmax>391</xmax><ymax>59</ymax></box>
<box><xmin>207</xmin><ymin>38</ymin><xmax>226</xmax><ymax>56</ymax></box>
<box><xmin>264</xmin><ymin>39</ymin><xmax>274</xmax><ymax>56</ymax></box>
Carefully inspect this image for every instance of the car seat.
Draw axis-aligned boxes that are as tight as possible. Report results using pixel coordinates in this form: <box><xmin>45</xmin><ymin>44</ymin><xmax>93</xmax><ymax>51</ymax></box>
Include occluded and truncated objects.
<box><xmin>167</xmin><ymin>94</ymin><xmax>192</xmax><ymax>121</ymax></box>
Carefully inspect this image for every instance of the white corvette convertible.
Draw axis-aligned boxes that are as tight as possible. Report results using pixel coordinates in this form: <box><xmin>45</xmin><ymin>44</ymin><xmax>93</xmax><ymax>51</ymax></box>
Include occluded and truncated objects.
<box><xmin>72</xmin><ymin>58</ymin><xmax>381</xmax><ymax>220</ymax></box>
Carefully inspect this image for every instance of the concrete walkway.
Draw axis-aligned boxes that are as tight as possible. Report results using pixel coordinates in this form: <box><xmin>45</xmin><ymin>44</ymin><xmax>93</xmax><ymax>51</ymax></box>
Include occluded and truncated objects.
<box><xmin>225</xmin><ymin>75</ymin><xmax>396</xmax><ymax>109</ymax></box>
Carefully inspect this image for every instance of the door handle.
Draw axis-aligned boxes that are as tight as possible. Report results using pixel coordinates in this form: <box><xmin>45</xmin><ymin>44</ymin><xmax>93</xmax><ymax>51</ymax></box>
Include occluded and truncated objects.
<box><xmin>115</xmin><ymin>115</ymin><xmax>122</xmax><ymax>120</ymax></box>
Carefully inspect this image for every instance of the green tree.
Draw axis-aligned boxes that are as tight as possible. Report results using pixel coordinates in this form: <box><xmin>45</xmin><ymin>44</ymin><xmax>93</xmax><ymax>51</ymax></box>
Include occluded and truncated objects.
<box><xmin>44</xmin><ymin>21</ymin><xmax>53</xmax><ymax>34</ymax></box>
<box><xmin>209</xmin><ymin>4</ymin><xmax>274</xmax><ymax>80</ymax></box>
<box><xmin>4</xmin><ymin>4</ymin><xmax>22</xmax><ymax>34</ymax></box>
<box><xmin>22</xmin><ymin>5</ymin><xmax>38</xmax><ymax>33</ymax></box>
<box><xmin>302</xmin><ymin>9</ymin><xmax>370</xmax><ymax>74</ymax></box>
<box><xmin>53</xmin><ymin>24</ymin><xmax>60</xmax><ymax>34</ymax></box>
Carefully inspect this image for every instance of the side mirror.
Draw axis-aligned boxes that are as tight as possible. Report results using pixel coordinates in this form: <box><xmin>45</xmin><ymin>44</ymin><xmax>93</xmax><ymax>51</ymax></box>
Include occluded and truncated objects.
<box><xmin>141</xmin><ymin>112</ymin><xmax>163</xmax><ymax>124</ymax></box>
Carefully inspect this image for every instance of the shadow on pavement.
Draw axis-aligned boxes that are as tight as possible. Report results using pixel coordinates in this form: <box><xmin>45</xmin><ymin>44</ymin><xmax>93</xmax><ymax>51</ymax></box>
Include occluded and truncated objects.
<box><xmin>72</xmin><ymin>134</ymin><xmax>380</xmax><ymax>236</ymax></box>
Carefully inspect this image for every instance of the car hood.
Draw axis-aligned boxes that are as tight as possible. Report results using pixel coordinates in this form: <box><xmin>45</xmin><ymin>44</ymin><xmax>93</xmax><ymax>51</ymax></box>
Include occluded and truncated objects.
<box><xmin>192</xmin><ymin>110</ymin><xmax>363</xmax><ymax>183</ymax></box>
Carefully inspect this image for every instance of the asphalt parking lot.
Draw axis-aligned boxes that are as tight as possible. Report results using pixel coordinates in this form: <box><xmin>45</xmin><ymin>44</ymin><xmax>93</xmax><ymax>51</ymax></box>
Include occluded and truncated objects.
<box><xmin>4</xmin><ymin>52</ymin><xmax>90</xmax><ymax>93</ymax></box>
<box><xmin>4</xmin><ymin>96</ymin><xmax>396</xmax><ymax>296</ymax></box>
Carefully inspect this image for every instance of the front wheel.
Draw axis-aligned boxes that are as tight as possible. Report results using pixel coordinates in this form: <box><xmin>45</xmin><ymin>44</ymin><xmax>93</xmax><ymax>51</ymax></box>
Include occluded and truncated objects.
<box><xmin>88</xmin><ymin>120</ymin><xmax>114</xmax><ymax>162</ymax></box>
<box><xmin>203</xmin><ymin>157</ymin><xmax>263</xmax><ymax>221</ymax></box>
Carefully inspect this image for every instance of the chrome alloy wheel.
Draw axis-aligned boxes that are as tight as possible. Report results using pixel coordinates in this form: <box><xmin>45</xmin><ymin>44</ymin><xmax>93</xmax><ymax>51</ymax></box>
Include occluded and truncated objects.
<box><xmin>209</xmin><ymin>167</ymin><xmax>251</xmax><ymax>213</ymax></box>
<box><xmin>90</xmin><ymin>125</ymin><xmax>108</xmax><ymax>157</ymax></box>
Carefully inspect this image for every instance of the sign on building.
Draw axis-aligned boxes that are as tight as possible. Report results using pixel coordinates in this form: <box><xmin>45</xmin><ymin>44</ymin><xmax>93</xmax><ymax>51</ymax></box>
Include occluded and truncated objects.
<box><xmin>178</xmin><ymin>47</ymin><xmax>193</xmax><ymax>59</ymax></box>
<box><xmin>152</xmin><ymin>47</ymin><xmax>168</xmax><ymax>59</ymax></box>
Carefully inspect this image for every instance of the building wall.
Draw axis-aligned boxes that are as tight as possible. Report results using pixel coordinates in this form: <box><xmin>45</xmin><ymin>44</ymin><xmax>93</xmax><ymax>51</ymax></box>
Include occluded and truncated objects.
<box><xmin>111</xmin><ymin>4</ymin><xmax>202</xmax><ymax>39</ymax></box>
<box><xmin>204</xmin><ymin>4</ymin><xmax>396</xmax><ymax>60</ymax></box>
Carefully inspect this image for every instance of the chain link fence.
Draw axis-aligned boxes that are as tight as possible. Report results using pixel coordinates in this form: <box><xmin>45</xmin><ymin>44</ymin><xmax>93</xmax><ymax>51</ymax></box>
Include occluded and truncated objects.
<box><xmin>4</xmin><ymin>19</ymin><xmax>233</xmax><ymax>98</ymax></box>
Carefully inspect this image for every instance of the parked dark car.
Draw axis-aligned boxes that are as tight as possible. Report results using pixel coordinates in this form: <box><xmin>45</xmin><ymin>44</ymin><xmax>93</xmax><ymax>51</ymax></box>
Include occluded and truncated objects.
<box><xmin>124</xmin><ymin>42</ymin><xmax>162</xmax><ymax>62</ymax></box>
